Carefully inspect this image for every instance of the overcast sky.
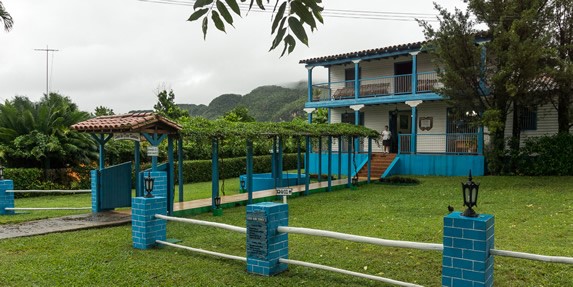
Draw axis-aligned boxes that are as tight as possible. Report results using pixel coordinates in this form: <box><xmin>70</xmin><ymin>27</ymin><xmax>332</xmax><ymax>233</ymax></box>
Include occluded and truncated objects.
<box><xmin>0</xmin><ymin>0</ymin><xmax>466</xmax><ymax>114</ymax></box>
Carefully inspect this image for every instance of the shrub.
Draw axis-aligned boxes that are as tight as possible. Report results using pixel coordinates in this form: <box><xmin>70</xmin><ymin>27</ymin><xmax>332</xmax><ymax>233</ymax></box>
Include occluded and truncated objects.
<box><xmin>516</xmin><ymin>133</ymin><xmax>573</xmax><ymax>175</ymax></box>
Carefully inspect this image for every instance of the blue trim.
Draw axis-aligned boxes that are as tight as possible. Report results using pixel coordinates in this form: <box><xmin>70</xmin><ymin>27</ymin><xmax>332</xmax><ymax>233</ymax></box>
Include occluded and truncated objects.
<box><xmin>167</xmin><ymin>136</ymin><xmax>174</xmax><ymax>215</ymax></box>
<box><xmin>354</xmin><ymin>61</ymin><xmax>360</xmax><ymax>99</ymax></box>
<box><xmin>307</xmin><ymin>67</ymin><xmax>313</xmax><ymax>102</ymax></box>
<box><xmin>327</xmin><ymin>136</ymin><xmax>332</xmax><ymax>191</ymax></box>
<box><xmin>211</xmin><ymin>138</ymin><xmax>219</xmax><ymax>210</ymax></box>
<box><xmin>134</xmin><ymin>141</ymin><xmax>141</xmax><ymax>197</ymax></box>
<box><xmin>246</xmin><ymin>139</ymin><xmax>254</xmax><ymax>204</ymax></box>
<box><xmin>367</xmin><ymin>138</ymin><xmax>372</xmax><ymax>183</ymax></box>
<box><xmin>411</xmin><ymin>106</ymin><xmax>417</xmax><ymax>153</ymax></box>
<box><xmin>382</xmin><ymin>156</ymin><xmax>400</xmax><ymax>178</ymax></box>
<box><xmin>318</xmin><ymin>137</ymin><xmax>322</xmax><ymax>182</ymax></box>
<box><xmin>177</xmin><ymin>137</ymin><xmax>183</xmax><ymax>202</ymax></box>
<box><xmin>305</xmin><ymin>93</ymin><xmax>443</xmax><ymax>109</ymax></box>
<box><xmin>411</xmin><ymin>54</ymin><xmax>418</xmax><ymax>95</ymax></box>
<box><xmin>304</xmin><ymin>136</ymin><xmax>310</xmax><ymax>195</ymax></box>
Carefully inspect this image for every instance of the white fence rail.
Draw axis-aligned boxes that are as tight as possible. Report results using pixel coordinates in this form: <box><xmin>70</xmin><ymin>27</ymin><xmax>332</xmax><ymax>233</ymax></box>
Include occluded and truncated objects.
<box><xmin>5</xmin><ymin>207</ymin><xmax>91</xmax><ymax>211</ymax></box>
<box><xmin>7</xmin><ymin>189</ymin><xmax>91</xmax><ymax>193</ymax></box>
<box><xmin>277</xmin><ymin>226</ymin><xmax>443</xmax><ymax>251</ymax></box>
<box><xmin>154</xmin><ymin>214</ymin><xmax>246</xmax><ymax>234</ymax></box>
<box><xmin>491</xmin><ymin>249</ymin><xmax>573</xmax><ymax>264</ymax></box>
<box><xmin>156</xmin><ymin>240</ymin><xmax>246</xmax><ymax>262</ymax></box>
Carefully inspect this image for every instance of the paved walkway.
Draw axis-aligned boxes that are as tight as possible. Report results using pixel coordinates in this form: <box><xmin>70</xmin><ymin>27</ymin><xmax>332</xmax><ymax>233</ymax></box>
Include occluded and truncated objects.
<box><xmin>0</xmin><ymin>211</ymin><xmax>131</xmax><ymax>240</ymax></box>
<box><xmin>1</xmin><ymin>178</ymin><xmax>359</xmax><ymax>239</ymax></box>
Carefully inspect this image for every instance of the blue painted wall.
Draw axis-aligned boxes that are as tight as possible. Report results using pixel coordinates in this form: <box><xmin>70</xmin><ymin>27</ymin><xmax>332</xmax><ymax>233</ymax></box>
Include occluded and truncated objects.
<box><xmin>393</xmin><ymin>154</ymin><xmax>484</xmax><ymax>176</ymax></box>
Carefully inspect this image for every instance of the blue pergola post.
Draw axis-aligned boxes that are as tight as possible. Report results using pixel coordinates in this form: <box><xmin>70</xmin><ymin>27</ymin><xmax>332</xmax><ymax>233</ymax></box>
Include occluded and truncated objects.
<box><xmin>134</xmin><ymin>141</ymin><xmax>141</xmax><ymax>197</ymax></box>
<box><xmin>91</xmin><ymin>134</ymin><xmax>112</xmax><ymax>171</ymax></box>
<box><xmin>304</xmin><ymin>136</ymin><xmax>310</xmax><ymax>195</ymax></box>
<box><xmin>167</xmin><ymin>136</ymin><xmax>174</xmax><ymax>215</ymax></box>
<box><xmin>367</xmin><ymin>137</ymin><xmax>372</xmax><ymax>183</ymax></box>
<box><xmin>211</xmin><ymin>138</ymin><xmax>219</xmax><ymax>211</ymax></box>
<box><xmin>306</xmin><ymin>66</ymin><xmax>313</xmax><ymax>102</ymax></box>
<box><xmin>278</xmin><ymin>136</ymin><xmax>284</xmax><ymax>187</ymax></box>
<box><xmin>353</xmin><ymin>60</ymin><xmax>361</xmax><ymax>99</ymax></box>
<box><xmin>338</xmin><ymin>136</ymin><xmax>342</xmax><ymax>180</ymax></box>
<box><xmin>246</xmin><ymin>139</ymin><xmax>254</xmax><ymax>204</ymax></box>
<box><xmin>142</xmin><ymin>133</ymin><xmax>167</xmax><ymax>171</ymax></box>
<box><xmin>177</xmin><ymin>137</ymin><xmax>183</xmax><ymax>202</ymax></box>
<box><xmin>327</xmin><ymin>136</ymin><xmax>332</xmax><ymax>192</ymax></box>
<box><xmin>296</xmin><ymin>137</ymin><xmax>301</xmax><ymax>185</ymax></box>
<box><xmin>347</xmin><ymin>136</ymin><xmax>352</xmax><ymax>188</ymax></box>
<box><xmin>405</xmin><ymin>100</ymin><xmax>422</xmax><ymax>154</ymax></box>
<box><xmin>318</xmin><ymin>137</ymin><xmax>322</xmax><ymax>182</ymax></box>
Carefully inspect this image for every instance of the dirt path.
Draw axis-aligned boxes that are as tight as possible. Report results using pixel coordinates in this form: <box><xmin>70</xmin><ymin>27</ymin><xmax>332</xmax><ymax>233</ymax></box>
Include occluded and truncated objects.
<box><xmin>0</xmin><ymin>211</ymin><xmax>131</xmax><ymax>240</ymax></box>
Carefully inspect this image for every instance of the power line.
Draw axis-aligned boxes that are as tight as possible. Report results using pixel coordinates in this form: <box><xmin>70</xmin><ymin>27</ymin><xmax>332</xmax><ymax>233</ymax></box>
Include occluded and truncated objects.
<box><xmin>137</xmin><ymin>0</ymin><xmax>439</xmax><ymax>22</ymax></box>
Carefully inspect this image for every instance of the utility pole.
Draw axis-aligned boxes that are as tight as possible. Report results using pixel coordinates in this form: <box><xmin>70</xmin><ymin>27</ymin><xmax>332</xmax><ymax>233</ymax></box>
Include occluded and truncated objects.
<box><xmin>34</xmin><ymin>45</ymin><xmax>59</xmax><ymax>96</ymax></box>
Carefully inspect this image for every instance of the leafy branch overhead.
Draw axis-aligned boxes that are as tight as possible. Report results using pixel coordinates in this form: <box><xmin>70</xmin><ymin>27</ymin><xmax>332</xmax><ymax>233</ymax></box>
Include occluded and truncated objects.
<box><xmin>189</xmin><ymin>0</ymin><xmax>324</xmax><ymax>56</ymax></box>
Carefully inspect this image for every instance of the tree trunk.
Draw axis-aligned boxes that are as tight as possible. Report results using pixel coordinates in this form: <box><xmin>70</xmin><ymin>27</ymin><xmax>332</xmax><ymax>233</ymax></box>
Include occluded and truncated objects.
<box><xmin>557</xmin><ymin>90</ymin><xmax>571</xmax><ymax>133</ymax></box>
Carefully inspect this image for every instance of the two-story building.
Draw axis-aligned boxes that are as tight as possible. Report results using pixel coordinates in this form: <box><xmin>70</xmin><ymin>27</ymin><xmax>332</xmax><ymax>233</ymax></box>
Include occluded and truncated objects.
<box><xmin>300</xmin><ymin>41</ymin><xmax>560</xmax><ymax>178</ymax></box>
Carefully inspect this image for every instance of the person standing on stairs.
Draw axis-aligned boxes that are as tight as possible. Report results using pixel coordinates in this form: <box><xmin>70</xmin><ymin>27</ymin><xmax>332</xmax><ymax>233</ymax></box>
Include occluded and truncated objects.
<box><xmin>381</xmin><ymin>125</ymin><xmax>391</xmax><ymax>154</ymax></box>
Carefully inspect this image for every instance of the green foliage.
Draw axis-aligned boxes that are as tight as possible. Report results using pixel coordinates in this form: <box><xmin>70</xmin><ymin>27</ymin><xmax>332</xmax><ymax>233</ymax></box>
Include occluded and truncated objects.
<box><xmin>93</xmin><ymin>106</ymin><xmax>114</xmax><ymax>116</ymax></box>
<box><xmin>515</xmin><ymin>133</ymin><xmax>573</xmax><ymax>175</ymax></box>
<box><xmin>189</xmin><ymin>0</ymin><xmax>324</xmax><ymax>55</ymax></box>
<box><xmin>4</xmin><ymin>166</ymin><xmax>92</xmax><ymax>196</ymax></box>
<box><xmin>222</xmin><ymin>106</ymin><xmax>255</xmax><ymax>122</ymax></box>
<box><xmin>0</xmin><ymin>1</ymin><xmax>13</xmax><ymax>32</ymax></box>
<box><xmin>178</xmin><ymin>153</ymin><xmax>299</xmax><ymax>183</ymax></box>
<box><xmin>154</xmin><ymin>88</ymin><xmax>188</xmax><ymax>120</ymax></box>
<box><xmin>0</xmin><ymin>93</ymin><xmax>97</xmax><ymax>170</ymax></box>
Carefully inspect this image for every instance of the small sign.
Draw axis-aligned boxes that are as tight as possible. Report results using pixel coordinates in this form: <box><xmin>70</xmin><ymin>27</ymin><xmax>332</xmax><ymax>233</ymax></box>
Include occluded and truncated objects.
<box><xmin>114</xmin><ymin>132</ymin><xmax>140</xmax><ymax>142</ymax></box>
<box><xmin>276</xmin><ymin>188</ymin><xmax>293</xmax><ymax>196</ymax></box>
<box><xmin>147</xmin><ymin>146</ymin><xmax>159</xmax><ymax>157</ymax></box>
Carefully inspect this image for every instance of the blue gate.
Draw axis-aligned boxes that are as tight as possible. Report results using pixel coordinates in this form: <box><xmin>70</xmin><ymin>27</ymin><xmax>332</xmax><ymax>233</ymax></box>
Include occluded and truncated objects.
<box><xmin>100</xmin><ymin>162</ymin><xmax>132</xmax><ymax>210</ymax></box>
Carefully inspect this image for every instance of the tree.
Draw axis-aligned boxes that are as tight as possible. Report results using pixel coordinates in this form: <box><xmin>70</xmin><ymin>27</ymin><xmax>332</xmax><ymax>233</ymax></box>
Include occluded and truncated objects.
<box><xmin>0</xmin><ymin>1</ymin><xmax>13</xmax><ymax>32</ymax></box>
<box><xmin>420</xmin><ymin>1</ymin><xmax>549</xmax><ymax>174</ymax></box>
<box><xmin>223</xmin><ymin>106</ymin><xmax>255</xmax><ymax>122</ymax></box>
<box><xmin>545</xmin><ymin>0</ymin><xmax>573</xmax><ymax>133</ymax></box>
<box><xmin>153</xmin><ymin>88</ymin><xmax>188</xmax><ymax>120</ymax></box>
<box><xmin>188</xmin><ymin>0</ymin><xmax>324</xmax><ymax>56</ymax></box>
<box><xmin>0</xmin><ymin>93</ymin><xmax>97</xmax><ymax>171</ymax></box>
<box><xmin>94</xmin><ymin>106</ymin><xmax>115</xmax><ymax>116</ymax></box>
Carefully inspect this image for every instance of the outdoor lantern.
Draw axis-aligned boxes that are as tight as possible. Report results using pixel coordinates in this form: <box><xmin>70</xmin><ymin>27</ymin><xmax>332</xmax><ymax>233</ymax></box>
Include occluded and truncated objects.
<box><xmin>352</xmin><ymin>176</ymin><xmax>359</xmax><ymax>186</ymax></box>
<box><xmin>144</xmin><ymin>172</ymin><xmax>155</xmax><ymax>198</ymax></box>
<box><xmin>240</xmin><ymin>179</ymin><xmax>246</xmax><ymax>191</ymax></box>
<box><xmin>461</xmin><ymin>170</ymin><xmax>479</xmax><ymax>217</ymax></box>
<box><xmin>215</xmin><ymin>196</ymin><xmax>221</xmax><ymax>209</ymax></box>
<box><xmin>0</xmin><ymin>165</ymin><xmax>4</xmax><ymax>180</ymax></box>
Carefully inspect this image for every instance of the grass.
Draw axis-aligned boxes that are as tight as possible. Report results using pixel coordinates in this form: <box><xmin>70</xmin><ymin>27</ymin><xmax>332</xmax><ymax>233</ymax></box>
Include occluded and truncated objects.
<box><xmin>0</xmin><ymin>176</ymin><xmax>572</xmax><ymax>286</ymax></box>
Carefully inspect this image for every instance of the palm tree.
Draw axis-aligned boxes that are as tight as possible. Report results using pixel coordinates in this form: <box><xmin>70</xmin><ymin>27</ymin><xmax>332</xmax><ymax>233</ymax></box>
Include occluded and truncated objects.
<box><xmin>0</xmin><ymin>1</ymin><xmax>13</xmax><ymax>32</ymax></box>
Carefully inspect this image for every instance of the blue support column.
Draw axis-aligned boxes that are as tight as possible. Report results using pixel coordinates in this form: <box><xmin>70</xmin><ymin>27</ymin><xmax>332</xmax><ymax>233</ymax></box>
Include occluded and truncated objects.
<box><xmin>367</xmin><ymin>137</ymin><xmax>372</xmax><ymax>183</ymax></box>
<box><xmin>246</xmin><ymin>202</ymin><xmax>289</xmax><ymax>276</ymax></box>
<box><xmin>211</xmin><ymin>138</ymin><xmax>219</xmax><ymax>211</ymax></box>
<box><xmin>296</xmin><ymin>137</ymin><xmax>301</xmax><ymax>185</ymax></box>
<box><xmin>304</xmin><ymin>136</ymin><xmax>310</xmax><ymax>195</ymax></box>
<box><xmin>477</xmin><ymin>125</ymin><xmax>484</xmax><ymax>155</ymax></box>
<box><xmin>411</xmin><ymin>52</ymin><xmax>418</xmax><ymax>95</ymax></box>
<box><xmin>327</xmin><ymin>136</ymin><xmax>332</xmax><ymax>191</ymax></box>
<box><xmin>246</xmin><ymin>139</ymin><xmax>254</xmax><ymax>204</ymax></box>
<box><xmin>167</xmin><ymin>136</ymin><xmax>175</xmax><ymax>215</ymax></box>
<box><xmin>354</xmin><ymin>110</ymin><xmax>361</xmax><ymax>152</ymax></box>
<box><xmin>90</xmin><ymin>170</ymin><xmax>100</xmax><ymax>213</ymax></box>
<box><xmin>131</xmin><ymin>196</ymin><xmax>167</xmax><ymax>249</ymax></box>
<box><xmin>306</xmin><ymin>66</ymin><xmax>313</xmax><ymax>102</ymax></box>
<box><xmin>151</xmin><ymin>134</ymin><xmax>158</xmax><ymax>170</ymax></box>
<box><xmin>327</xmin><ymin>66</ymin><xmax>331</xmax><ymax>100</ymax></box>
<box><xmin>142</xmin><ymin>133</ymin><xmax>167</xmax><ymax>171</ymax></box>
<box><xmin>134</xmin><ymin>141</ymin><xmax>141</xmax><ymax>197</ymax></box>
<box><xmin>91</xmin><ymin>134</ymin><xmax>112</xmax><ymax>171</ymax></box>
<box><xmin>338</xmin><ymin>136</ymin><xmax>342</xmax><ymax>180</ymax></box>
<box><xmin>353</xmin><ymin>60</ymin><xmax>360</xmax><ymax>99</ymax></box>
<box><xmin>347</xmin><ymin>136</ymin><xmax>352</xmax><ymax>188</ymax></box>
<box><xmin>177</xmin><ymin>137</ymin><xmax>183</xmax><ymax>202</ymax></box>
<box><xmin>442</xmin><ymin>212</ymin><xmax>495</xmax><ymax>287</ymax></box>
<box><xmin>0</xmin><ymin>179</ymin><xmax>15</xmax><ymax>215</ymax></box>
<box><xmin>411</xmin><ymin>106</ymin><xmax>417</xmax><ymax>154</ymax></box>
<box><xmin>317</xmin><ymin>137</ymin><xmax>322</xmax><ymax>182</ymax></box>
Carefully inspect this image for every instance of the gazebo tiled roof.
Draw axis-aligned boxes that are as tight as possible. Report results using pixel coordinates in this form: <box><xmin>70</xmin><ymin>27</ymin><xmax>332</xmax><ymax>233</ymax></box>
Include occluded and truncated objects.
<box><xmin>71</xmin><ymin>112</ymin><xmax>182</xmax><ymax>134</ymax></box>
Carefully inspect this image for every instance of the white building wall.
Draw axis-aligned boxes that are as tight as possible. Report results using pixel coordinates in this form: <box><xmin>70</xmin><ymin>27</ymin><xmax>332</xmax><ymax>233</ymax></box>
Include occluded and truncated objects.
<box><xmin>416</xmin><ymin>101</ymin><xmax>448</xmax><ymax>153</ymax></box>
<box><xmin>503</xmin><ymin>103</ymin><xmax>559</xmax><ymax>145</ymax></box>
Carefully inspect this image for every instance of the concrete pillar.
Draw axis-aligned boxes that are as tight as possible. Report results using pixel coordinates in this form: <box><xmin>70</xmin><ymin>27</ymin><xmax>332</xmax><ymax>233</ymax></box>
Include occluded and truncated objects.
<box><xmin>0</xmin><ymin>179</ymin><xmax>14</xmax><ymax>215</ymax></box>
<box><xmin>442</xmin><ymin>212</ymin><xmax>495</xmax><ymax>287</ymax></box>
<box><xmin>246</xmin><ymin>202</ymin><xmax>289</xmax><ymax>276</ymax></box>
<box><xmin>131</xmin><ymin>196</ymin><xmax>167</xmax><ymax>249</ymax></box>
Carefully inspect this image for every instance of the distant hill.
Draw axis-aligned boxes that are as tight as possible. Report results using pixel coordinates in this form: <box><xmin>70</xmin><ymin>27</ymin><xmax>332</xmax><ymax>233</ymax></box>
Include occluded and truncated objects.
<box><xmin>179</xmin><ymin>82</ymin><xmax>308</xmax><ymax>121</ymax></box>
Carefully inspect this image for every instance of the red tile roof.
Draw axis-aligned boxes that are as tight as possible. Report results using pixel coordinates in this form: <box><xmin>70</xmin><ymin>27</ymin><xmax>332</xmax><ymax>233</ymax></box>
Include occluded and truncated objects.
<box><xmin>299</xmin><ymin>41</ymin><xmax>426</xmax><ymax>65</ymax></box>
<box><xmin>71</xmin><ymin>112</ymin><xmax>182</xmax><ymax>134</ymax></box>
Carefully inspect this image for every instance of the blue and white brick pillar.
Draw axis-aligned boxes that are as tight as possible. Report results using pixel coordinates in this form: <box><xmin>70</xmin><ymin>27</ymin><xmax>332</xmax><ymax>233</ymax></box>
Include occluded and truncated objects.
<box><xmin>442</xmin><ymin>212</ymin><xmax>495</xmax><ymax>287</ymax></box>
<box><xmin>0</xmin><ymin>179</ymin><xmax>14</xmax><ymax>215</ymax></box>
<box><xmin>90</xmin><ymin>170</ymin><xmax>100</xmax><ymax>213</ymax></box>
<box><xmin>131</xmin><ymin>196</ymin><xmax>167</xmax><ymax>249</ymax></box>
<box><xmin>246</xmin><ymin>202</ymin><xmax>289</xmax><ymax>276</ymax></box>
<box><xmin>140</xmin><ymin>171</ymin><xmax>167</xmax><ymax>199</ymax></box>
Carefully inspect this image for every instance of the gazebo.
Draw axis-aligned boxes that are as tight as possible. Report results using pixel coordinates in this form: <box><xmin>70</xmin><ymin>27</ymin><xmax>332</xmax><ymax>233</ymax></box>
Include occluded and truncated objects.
<box><xmin>72</xmin><ymin>112</ymin><xmax>182</xmax><ymax>215</ymax></box>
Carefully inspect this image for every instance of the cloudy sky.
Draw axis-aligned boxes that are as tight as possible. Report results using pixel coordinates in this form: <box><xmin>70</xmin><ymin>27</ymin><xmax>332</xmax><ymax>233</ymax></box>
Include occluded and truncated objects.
<box><xmin>0</xmin><ymin>0</ymin><xmax>466</xmax><ymax>114</ymax></box>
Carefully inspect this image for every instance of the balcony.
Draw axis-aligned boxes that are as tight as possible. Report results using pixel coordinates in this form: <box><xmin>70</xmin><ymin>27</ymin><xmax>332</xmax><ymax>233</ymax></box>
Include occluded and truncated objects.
<box><xmin>398</xmin><ymin>133</ymin><xmax>479</xmax><ymax>155</ymax></box>
<box><xmin>311</xmin><ymin>71</ymin><xmax>439</xmax><ymax>102</ymax></box>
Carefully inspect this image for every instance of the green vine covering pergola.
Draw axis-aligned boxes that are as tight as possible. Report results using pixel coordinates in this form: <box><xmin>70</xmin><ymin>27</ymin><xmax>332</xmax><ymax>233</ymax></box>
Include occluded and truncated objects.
<box><xmin>179</xmin><ymin>117</ymin><xmax>381</xmax><ymax>140</ymax></box>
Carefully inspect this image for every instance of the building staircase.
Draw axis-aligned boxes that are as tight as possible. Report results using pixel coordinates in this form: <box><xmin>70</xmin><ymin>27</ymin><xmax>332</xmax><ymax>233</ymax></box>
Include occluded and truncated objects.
<box><xmin>356</xmin><ymin>153</ymin><xmax>396</xmax><ymax>179</ymax></box>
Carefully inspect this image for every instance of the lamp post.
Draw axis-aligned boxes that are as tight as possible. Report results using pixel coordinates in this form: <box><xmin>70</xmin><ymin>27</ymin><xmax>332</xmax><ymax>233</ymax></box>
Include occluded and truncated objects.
<box><xmin>352</xmin><ymin>176</ymin><xmax>359</xmax><ymax>187</ymax></box>
<box><xmin>144</xmin><ymin>172</ymin><xmax>155</xmax><ymax>198</ymax></box>
<box><xmin>461</xmin><ymin>170</ymin><xmax>479</xmax><ymax>217</ymax></box>
<box><xmin>240</xmin><ymin>179</ymin><xmax>246</xmax><ymax>192</ymax></box>
<box><xmin>215</xmin><ymin>196</ymin><xmax>221</xmax><ymax>209</ymax></box>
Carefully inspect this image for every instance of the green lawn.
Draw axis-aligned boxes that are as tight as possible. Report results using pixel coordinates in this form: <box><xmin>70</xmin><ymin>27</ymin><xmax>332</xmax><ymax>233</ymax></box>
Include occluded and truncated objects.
<box><xmin>0</xmin><ymin>176</ymin><xmax>571</xmax><ymax>286</ymax></box>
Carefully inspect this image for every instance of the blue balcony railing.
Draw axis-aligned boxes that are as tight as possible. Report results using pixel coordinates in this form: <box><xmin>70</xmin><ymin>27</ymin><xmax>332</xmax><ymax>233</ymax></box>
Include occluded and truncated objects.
<box><xmin>311</xmin><ymin>71</ymin><xmax>439</xmax><ymax>102</ymax></box>
<box><xmin>398</xmin><ymin>133</ymin><xmax>479</xmax><ymax>155</ymax></box>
